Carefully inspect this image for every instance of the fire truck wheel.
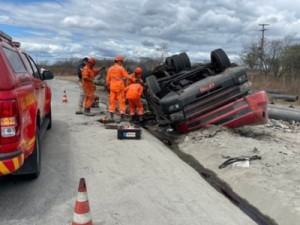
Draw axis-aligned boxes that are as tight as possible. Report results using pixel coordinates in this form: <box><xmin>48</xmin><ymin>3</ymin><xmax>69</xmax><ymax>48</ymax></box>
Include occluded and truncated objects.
<box><xmin>47</xmin><ymin>109</ymin><xmax>52</xmax><ymax>130</ymax></box>
<box><xmin>26</xmin><ymin>126</ymin><xmax>41</xmax><ymax>179</ymax></box>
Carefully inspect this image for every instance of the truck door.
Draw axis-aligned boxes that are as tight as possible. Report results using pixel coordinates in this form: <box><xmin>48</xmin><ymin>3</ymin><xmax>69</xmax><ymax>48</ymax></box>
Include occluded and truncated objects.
<box><xmin>21</xmin><ymin>53</ymin><xmax>46</xmax><ymax>120</ymax></box>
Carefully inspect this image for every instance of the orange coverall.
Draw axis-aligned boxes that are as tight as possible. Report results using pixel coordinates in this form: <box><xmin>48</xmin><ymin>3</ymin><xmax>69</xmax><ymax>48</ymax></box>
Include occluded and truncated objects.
<box><xmin>126</xmin><ymin>72</ymin><xmax>143</xmax><ymax>86</ymax></box>
<box><xmin>82</xmin><ymin>65</ymin><xmax>97</xmax><ymax>109</ymax></box>
<box><xmin>125</xmin><ymin>82</ymin><xmax>144</xmax><ymax>116</ymax></box>
<box><xmin>106</xmin><ymin>63</ymin><xmax>130</xmax><ymax>114</ymax></box>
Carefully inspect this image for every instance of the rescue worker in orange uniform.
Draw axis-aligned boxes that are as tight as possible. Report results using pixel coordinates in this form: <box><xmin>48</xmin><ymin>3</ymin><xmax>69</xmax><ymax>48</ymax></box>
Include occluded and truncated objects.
<box><xmin>106</xmin><ymin>56</ymin><xmax>131</xmax><ymax>122</ymax></box>
<box><xmin>76</xmin><ymin>57</ymin><xmax>88</xmax><ymax>115</ymax></box>
<box><xmin>82</xmin><ymin>57</ymin><xmax>104</xmax><ymax>116</ymax></box>
<box><xmin>125</xmin><ymin>79</ymin><xmax>144</xmax><ymax>123</ymax></box>
<box><xmin>127</xmin><ymin>67</ymin><xmax>143</xmax><ymax>86</ymax></box>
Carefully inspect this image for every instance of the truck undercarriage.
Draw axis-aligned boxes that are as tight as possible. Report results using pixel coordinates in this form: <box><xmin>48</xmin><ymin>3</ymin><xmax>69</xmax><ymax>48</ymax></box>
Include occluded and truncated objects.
<box><xmin>143</xmin><ymin>49</ymin><xmax>268</xmax><ymax>133</ymax></box>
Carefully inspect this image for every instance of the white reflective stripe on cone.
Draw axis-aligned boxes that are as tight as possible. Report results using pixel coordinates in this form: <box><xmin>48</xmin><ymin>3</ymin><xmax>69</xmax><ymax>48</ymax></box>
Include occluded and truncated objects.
<box><xmin>72</xmin><ymin>212</ymin><xmax>92</xmax><ymax>224</ymax></box>
<box><xmin>76</xmin><ymin>192</ymin><xmax>88</xmax><ymax>202</ymax></box>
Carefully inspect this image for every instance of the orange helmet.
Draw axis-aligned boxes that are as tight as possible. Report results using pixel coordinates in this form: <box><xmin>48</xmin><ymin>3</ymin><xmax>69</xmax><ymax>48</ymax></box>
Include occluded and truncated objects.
<box><xmin>114</xmin><ymin>55</ymin><xmax>124</xmax><ymax>62</ymax></box>
<box><xmin>88</xmin><ymin>57</ymin><xmax>96</xmax><ymax>65</ymax></box>
<box><xmin>134</xmin><ymin>67</ymin><xmax>143</xmax><ymax>75</ymax></box>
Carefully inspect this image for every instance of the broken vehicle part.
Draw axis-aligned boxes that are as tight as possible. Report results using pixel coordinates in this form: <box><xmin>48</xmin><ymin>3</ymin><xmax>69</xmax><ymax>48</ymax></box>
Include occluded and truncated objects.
<box><xmin>219</xmin><ymin>155</ymin><xmax>262</xmax><ymax>169</ymax></box>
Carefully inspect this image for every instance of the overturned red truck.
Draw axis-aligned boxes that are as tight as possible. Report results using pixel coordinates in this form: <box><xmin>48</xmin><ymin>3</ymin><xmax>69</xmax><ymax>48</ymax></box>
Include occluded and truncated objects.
<box><xmin>143</xmin><ymin>49</ymin><xmax>268</xmax><ymax>133</ymax></box>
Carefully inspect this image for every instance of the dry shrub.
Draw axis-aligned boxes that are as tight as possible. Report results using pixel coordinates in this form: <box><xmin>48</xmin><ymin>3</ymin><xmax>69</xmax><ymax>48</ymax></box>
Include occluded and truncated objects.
<box><xmin>248</xmin><ymin>71</ymin><xmax>300</xmax><ymax>105</ymax></box>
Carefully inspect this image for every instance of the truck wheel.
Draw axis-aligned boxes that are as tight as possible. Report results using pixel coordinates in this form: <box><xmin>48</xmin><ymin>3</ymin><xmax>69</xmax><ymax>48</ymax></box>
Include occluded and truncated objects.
<box><xmin>47</xmin><ymin>109</ymin><xmax>52</xmax><ymax>130</ymax></box>
<box><xmin>171</xmin><ymin>55</ymin><xmax>184</xmax><ymax>73</ymax></box>
<box><xmin>24</xmin><ymin>126</ymin><xmax>41</xmax><ymax>179</ymax></box>
<box><xmin>165</xmin><ymin>57</ymin><xmax>172</xmax><ymax>66</ymax></box>
<box><xmin>211</xmin><ymin>48</ymin><xmax>231</xmax><ymax>71</ymax></box>
<box><xmin>179</xmin><ymin>52</ymin><xmax>191</xmax><ymax>69</ymax></box>
<box><xmin>146</xmin><ymin>75</ymin><xmax>161</xmax><ymax>95</ymax></box>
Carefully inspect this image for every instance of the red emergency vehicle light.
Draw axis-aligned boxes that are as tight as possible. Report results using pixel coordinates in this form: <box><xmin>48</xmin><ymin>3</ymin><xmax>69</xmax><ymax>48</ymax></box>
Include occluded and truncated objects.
<box><xmin>0</xmin><ymin>99</ymin><xmax>20</xmax><ymax>144</ymax></box>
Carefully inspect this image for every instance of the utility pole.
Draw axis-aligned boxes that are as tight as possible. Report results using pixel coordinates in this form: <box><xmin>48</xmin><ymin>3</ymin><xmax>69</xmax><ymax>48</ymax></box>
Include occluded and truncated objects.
<box><xmin>259</xmin><ymin>23</ymin><xmax>269</xmax><ymax>72</ymax></box>
<box><xmin>259</xmin><ymin>23</ymin><xmax>269</xmax><ymax>52</ymax></box>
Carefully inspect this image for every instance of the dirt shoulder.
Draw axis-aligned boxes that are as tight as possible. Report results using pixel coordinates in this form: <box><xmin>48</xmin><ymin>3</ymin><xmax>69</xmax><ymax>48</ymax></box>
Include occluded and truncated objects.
<box><xmin>177</xmin><ymin>122</ymin><xmax>300</xmax><ymax>225</ymax></box>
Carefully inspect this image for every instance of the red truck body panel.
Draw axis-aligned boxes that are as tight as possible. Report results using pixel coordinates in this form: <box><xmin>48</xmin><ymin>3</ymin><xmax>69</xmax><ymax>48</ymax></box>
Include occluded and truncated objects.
<box><xmin>176</xmin><ymin>91</ymin><xmax>268</xmax><ymax>133</ymax></box>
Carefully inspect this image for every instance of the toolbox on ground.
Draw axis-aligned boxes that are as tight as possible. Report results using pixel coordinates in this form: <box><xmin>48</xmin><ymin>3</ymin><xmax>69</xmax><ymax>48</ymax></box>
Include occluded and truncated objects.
<box><xmin>117</xmin><ymin>125</ymin><xmax>141</xmax><ymax>140</ymax></box>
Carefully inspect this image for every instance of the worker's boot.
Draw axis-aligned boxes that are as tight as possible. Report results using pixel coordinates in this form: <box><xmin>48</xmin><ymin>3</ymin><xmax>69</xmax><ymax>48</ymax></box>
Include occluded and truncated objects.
<box><xmin>139</xmin><ymin>115</ymin><xmax>144</xmax><ymax>122</ymax></box>
<box><xmin>75</xmin><ymin>108</ymin><xmax>83</xmax><ymax>115</ymax></box>
<box><xmin>138</xmin><ymin>115</ymin><xmax>144</xmax><ymax>125</ymax></box>
<box><xmin>83</xmin><ymin>108</ymin><xmax>94</xmax><ymax>116</ymax></box>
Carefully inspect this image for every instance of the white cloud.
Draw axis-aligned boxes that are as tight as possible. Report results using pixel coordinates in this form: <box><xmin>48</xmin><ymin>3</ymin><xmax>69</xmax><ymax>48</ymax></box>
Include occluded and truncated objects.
<box><xmin>0</xmin><ymin>0</ymin><xmax>299</xmax><ymax>64</ymax></box>
<box><xmin>0</xmin><ymin>15</ymin><xmax>11</xmax><ymax>23</ymax></box>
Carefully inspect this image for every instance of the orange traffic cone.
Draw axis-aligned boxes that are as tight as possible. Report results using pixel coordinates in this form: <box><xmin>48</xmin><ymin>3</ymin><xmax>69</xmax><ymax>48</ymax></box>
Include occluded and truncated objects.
<box><xmin>71</xmin><ymin>178</ymin><xmax>93</xmax><ymax>225</ymax></box>
<box><xmin>62</xmin><ymin>90</ymin><xmax>68</xmax><ymax>103</ymax></box>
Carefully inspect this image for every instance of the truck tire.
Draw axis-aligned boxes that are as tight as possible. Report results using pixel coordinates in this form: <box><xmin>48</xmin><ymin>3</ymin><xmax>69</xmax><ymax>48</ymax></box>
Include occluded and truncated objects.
<box><xmin>211</xmin><ymin>48</ymin><xmax>231</xmax><ymax>71</ymax></box>
<box><xmin>17</xmin><ymin>125</ymin><xmax>41</xmax><ymax>179</ymax></box>
<box><xmin>171</xmin><ymin>55</ymin><xmax>184</xmax><ymax>73</ymax></box>
<box><xmin>165</xmin><ymin>57</ymin><xmax>172</xmax><ymax>66</ymax></box>
<box><xmin>146</xmin><ymin>75</ymin><xmax>161</xmax><ymax>95</ymax></box>
<box><xmin>179</xmin><ymin>52</ymin><xmax>191</xmax><ymax>69</ymax></box>
<box><xmin>47</xmin><ymin>109</ymin><xmax>52</xmax><ymax>130</ymax></box>
<box><xmin>28</xmin><ymin>125</ymin><xmax>41</xmax><ymax>178</ymax></box>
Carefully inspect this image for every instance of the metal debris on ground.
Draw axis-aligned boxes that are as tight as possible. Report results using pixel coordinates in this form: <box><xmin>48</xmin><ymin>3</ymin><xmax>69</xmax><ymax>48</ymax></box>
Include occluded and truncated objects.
<box><xmin>219</xmin><ymin>155</ymin><xmax>262</xmax><ymax>169</ymax></box>
<box><xmin>98</xmin><ymin>116</ymin><xmax>115</xmax><ymax>124</ymax></box>
<box><xmin>104</xmin><ymin>123</ymin><xmax>122</xmax><ymax>129</ymax></box>
<box><xmin>266</xmin><ymin>119</ymin><xmax>300</xmax><ymax>133</ymax></box>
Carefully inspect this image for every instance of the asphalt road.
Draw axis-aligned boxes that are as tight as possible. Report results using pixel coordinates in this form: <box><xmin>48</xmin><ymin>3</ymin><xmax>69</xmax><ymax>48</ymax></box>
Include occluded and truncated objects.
<box><xmin>0</xmin><ymin>78</ymin><xmax>257</xmax><ymax>225</ymax></box>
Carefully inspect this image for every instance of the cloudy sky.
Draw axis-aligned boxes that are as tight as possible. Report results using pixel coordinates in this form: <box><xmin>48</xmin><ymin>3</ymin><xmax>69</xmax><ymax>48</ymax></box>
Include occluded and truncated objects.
<box><xmin>1</xmin><ymin>0</ymin><xmax>300</xmax><ymax>64</ymax></box>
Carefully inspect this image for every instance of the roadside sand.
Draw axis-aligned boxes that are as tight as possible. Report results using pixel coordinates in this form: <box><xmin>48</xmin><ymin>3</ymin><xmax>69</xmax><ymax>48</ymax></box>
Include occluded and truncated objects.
<box><xmin>177</xmin><ymin>121</ymin><xmax>300</xmax><ymax>225</ymax></box>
